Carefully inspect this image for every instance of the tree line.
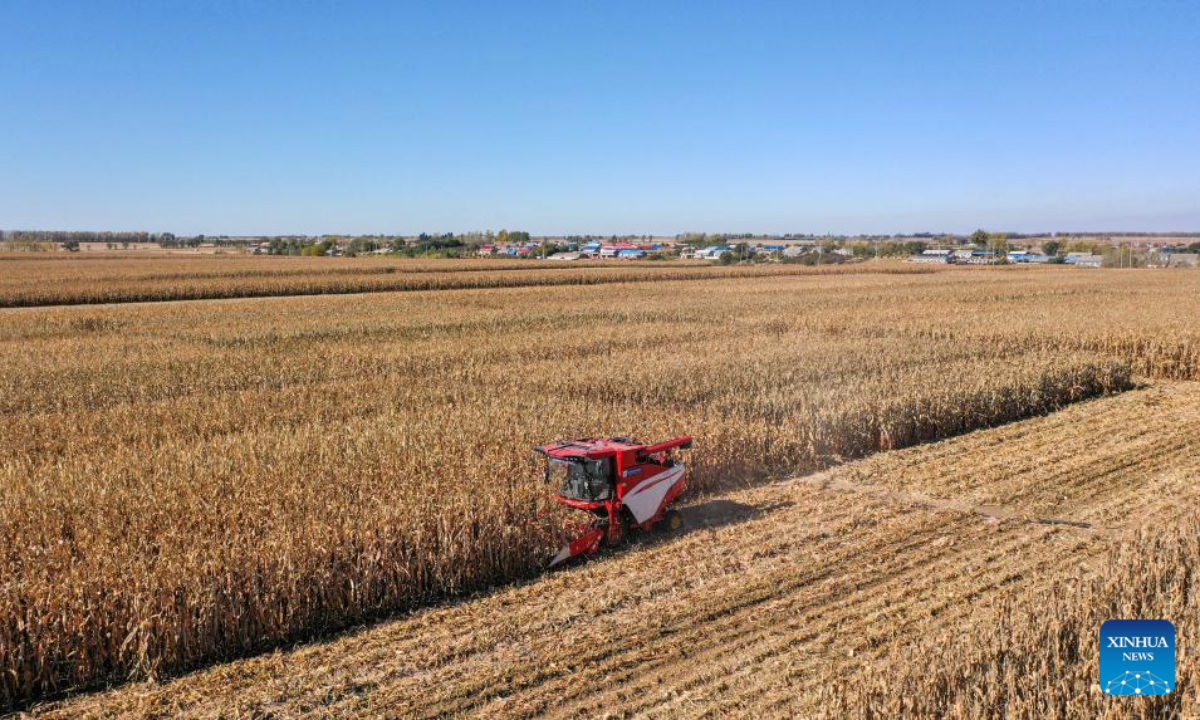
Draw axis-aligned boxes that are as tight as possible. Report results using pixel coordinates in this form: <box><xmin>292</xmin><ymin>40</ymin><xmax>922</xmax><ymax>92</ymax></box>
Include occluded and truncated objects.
<box><xmin>261</xmin><ymin>231</ymin><xmax>535</xmax><ymax>257</ymax></box>
<box><xmin>1</xmin><ymin>230</ymin><xmax>176</xmax><ymax>246</ymax></box>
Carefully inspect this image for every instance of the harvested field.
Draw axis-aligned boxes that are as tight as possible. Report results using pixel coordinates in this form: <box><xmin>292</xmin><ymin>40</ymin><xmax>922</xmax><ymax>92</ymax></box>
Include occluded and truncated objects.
<box><xmin>27</xmin><ymin>382</ymin><xmax>1200</xmax><ymax>719</ymax></box>
<box><xmin>2</xmin><ymin>263</ymin><xmax>1200</xmax><ymax>712</ymax></box>
<box><xmin>823</xmin><ymin>521</ymin><xmax>1200</xmax><ymax>719</ymax></box>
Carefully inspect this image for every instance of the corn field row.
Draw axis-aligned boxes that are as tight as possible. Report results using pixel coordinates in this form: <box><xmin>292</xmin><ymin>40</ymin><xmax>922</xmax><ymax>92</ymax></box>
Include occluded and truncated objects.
<box><xmin>0</xmin><ymin>256</ymin><xmax>929</xmax><ymax>307</ymax></box>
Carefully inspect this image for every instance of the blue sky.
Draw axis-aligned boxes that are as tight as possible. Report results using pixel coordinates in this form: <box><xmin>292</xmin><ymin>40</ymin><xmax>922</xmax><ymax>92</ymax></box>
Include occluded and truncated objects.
<box><xmin>2</xmin><ymin>1</ymin><xmax>1198</xmax><ymax>236</ymax></box>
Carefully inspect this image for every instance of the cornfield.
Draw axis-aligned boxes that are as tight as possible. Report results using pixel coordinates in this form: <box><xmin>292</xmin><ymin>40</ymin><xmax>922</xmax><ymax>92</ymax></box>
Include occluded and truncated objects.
<box><xmin>27</xmin><ymin>379</ymin><xmax>1200</xmax><ymax>719</ymax></box>
<box><xmin>2</xmin><ymin>261</ymin><xmax>1199</xmax><ymax>711</ymax></box>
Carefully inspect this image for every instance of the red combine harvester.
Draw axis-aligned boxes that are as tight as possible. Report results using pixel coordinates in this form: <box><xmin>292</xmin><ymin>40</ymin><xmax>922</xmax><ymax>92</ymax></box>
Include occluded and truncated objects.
<box><xmin>534</xmin><ymin>435</ymin><xmax>693</xmax><ymax>567</ymax></box>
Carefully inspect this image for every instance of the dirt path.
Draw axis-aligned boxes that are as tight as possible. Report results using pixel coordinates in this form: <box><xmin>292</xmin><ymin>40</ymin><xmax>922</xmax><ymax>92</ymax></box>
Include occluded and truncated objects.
<box><xmin>27</xmin><ymin>382</ymin><xmax>1200</xmax><ymax>719</ymax></box>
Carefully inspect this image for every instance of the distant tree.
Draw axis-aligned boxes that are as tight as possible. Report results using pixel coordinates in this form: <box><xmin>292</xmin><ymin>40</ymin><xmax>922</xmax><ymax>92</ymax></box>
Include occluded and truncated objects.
<box><xmin>301</xmin><ymin>240</ymin><xmax>334</xmax><ymax>256</ymax></box>
<box><xmin>63</xmin><ymin>240</ymin><xmax>80</xmax><ymax>252</ymax></box>
<box><xmin>344</xmin><ymin>237</ymin><xmax>379</xmax><ymax>256</ymax></box>
<box><xmin>969</xmin><ymin>229</ymin><xmax>989</xmax><ymax>247</ymax></box>
<box><xmin>3</xmin><ymin>229</ymin><xmax>154</xmax><ymax>245</ymax></box>
<box><xmin>1067</xmin><ymin>241</ymin><xmax>1105</xmax><ymax>255</ymax></box>
<box><xmin>1043</xmin><ymin>239</ymin><xmax>1062</xmax><ymax>257</ymax></box>
<box><xmin>988</xmin><ymin>232</ymin><xmax>1008</xmax><ymax>257</ymax></box>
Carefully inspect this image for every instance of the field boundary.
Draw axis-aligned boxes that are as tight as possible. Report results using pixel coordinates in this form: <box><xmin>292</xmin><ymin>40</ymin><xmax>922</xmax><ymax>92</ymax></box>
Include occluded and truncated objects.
<box><xmin>0</xmin><ymin>263</ymin><xmax>935</xmax><ymax>309</ymax></box>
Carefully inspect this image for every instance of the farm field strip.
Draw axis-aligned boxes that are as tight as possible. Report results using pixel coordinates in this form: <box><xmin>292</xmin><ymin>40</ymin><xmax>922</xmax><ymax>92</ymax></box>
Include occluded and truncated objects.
<box><xmin>3</xmin><ymin>268</ymin><xmax>1200</xmax><ymax>710</ymax></box>
<box><xmin>30</xmin><ymin>382</ymin><xmax>1200</xmax><ymax>719</ymax></box>
<box><xmin>829</xmin><ymin>381</ymin><xmax>1200</xmax><ymax>520</ymax></box>
<box><xmin>0</xmin><ymin>258</ymin><xmax>714</xmax><ymax>293</ymax></box>
<box><xmin>0</xmin><ymin>258</ymin><xmax>931</xmax><ymax>307</ymax></box>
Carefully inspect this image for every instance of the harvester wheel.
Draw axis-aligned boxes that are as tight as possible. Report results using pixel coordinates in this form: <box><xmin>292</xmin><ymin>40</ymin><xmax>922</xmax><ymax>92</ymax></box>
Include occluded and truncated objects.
<box><xmin>664</xmin><ymin>508</ymin><xmax>684</xmax><ymax>531</ymax></box>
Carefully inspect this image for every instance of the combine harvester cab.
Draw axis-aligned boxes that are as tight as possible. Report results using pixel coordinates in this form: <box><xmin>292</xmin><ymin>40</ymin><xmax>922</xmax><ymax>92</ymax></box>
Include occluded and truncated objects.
<box><xmin>534</xmin><ymin>435</ymin><xmax>693</xmax><ymax>567</ymax></box>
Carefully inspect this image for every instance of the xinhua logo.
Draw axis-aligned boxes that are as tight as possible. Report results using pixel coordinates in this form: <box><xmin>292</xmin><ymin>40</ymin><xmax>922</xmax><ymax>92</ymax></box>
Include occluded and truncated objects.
<box><xmin>1099</xmin><ymin>619</ymin><xmax>1175</xmax><ymax>696</ymax></box>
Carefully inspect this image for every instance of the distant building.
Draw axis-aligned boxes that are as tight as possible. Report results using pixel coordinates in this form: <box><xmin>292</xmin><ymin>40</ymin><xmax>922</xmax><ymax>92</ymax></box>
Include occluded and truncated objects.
<box><xmin>1008</xmin><ymin>250</ymin><xmax>1050</xmax><ymax>264</ymax></box>
<box><xmin>695</xmin><ymin>246</ymin><xmax>730</xmax><ymax>260</ymax></box>
<box><xmin>1064</xmin><ymin>252</ymin><xmax>1103</xmax><ymax>268</ymax></box>
<box><xmin>959</xmin><ymin>250</ymin><xmax>1003</xmax><ymax>265</ymax></box>
<box><xmin>910</xmin><ymin>249</ymin><xmax>955</xmax><ymax>264</ymax></box>
<box><xmin>1168</xmin><ymin>253</ymin><xmax>1198</xmax><ymax>268</ymax></box>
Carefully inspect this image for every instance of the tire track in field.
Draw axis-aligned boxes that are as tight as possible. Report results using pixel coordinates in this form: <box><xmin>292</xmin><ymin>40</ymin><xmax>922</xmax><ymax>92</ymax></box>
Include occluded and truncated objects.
<box><xmin>800</xmin><ymin>475</ymin><xmax>1118</xmax><ymax>533</ymax></box>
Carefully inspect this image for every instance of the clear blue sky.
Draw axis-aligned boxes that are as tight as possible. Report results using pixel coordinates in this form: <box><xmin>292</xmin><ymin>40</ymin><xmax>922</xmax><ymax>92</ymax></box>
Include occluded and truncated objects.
<box><xmin>2</xmin><ymin>1</ymin><xmax>1198</xmax><ymax>236</ymax></box>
